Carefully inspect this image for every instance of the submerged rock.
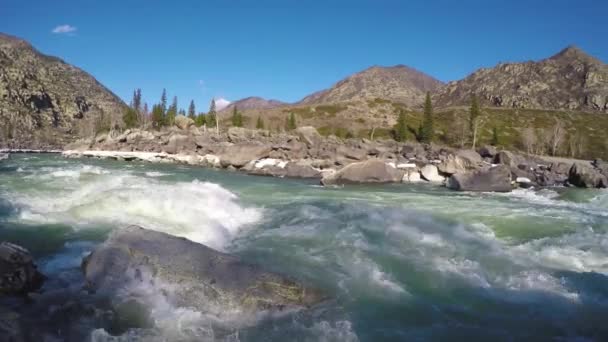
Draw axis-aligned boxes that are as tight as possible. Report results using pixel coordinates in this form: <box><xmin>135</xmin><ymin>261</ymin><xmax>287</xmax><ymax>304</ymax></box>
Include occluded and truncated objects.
<box><xmin>82</xmin><ymin>226</ymin><xmax>325</xmax><ymax>314</ymax></box>
<box><xmin>447</xmin><ymin>165</ymin><xmax>512</xmax><ymax>192</ymax></box>
<box><xmin>0</xmin><ymin>242</ymin><xmax>45</xmax><ymax>296</ymax></box>
<box><xmin>320</xmin><ymin>159</ymin><xmax>403</xmax><ymax>185</ymax></box>
<box><xmin>0</xmin><ymin>153</ymin><xmax>8</xmax><ymax>161</ymax></box>
<box><xmin>0</xmin><ymin>307</ymin><xmax>23</xmax><ymax>341</ymax></box>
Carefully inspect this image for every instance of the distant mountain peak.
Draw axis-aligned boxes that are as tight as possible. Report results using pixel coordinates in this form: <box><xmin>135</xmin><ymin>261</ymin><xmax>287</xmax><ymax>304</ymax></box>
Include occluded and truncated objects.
<box><xmin>222</xmin><ymin>96</ymin><xmax>287</xmax><ymax>111</ymax></box>
<box><xmin>299</xmin><ymin>64</ymin><xmax>443</xmax><ymax>107</ymax></box>
<box><xmin>549</xmin><ymin>45</ymin><xmax>602</xmax><ymax>64</ymax></box>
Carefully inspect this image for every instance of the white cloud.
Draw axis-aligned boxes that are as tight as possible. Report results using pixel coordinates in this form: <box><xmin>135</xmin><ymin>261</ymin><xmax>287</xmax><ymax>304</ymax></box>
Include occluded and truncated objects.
<box><xmin>214</xmin><ymin>97</ymin><xmax>231</xmax><ymax>111</ymax></box>
<box><xmin>52</xmin><ymin>25</ymin><xmax>77</xmax><ymax>34</ymax></box>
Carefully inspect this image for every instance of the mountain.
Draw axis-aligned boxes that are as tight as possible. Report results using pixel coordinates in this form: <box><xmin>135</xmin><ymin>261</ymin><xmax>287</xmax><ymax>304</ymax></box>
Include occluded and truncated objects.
<box><xmin>435</xmin><ymin>46</ymin><xmax>608</xmax><ymax>112</ymax></box>
<box><xmin>0</xmin><ymin>33</ymin><xmax>127</xmax><ymax>147</ymax></box>
<box><xmin>298</xmin><ymin>65</ymin><xmax>444</xmax><ymax>108</ymax></box>
<box><xmin>222</xmin><ymin>96</ymin><xmax>286</xmax><ymax>112</ymax></box>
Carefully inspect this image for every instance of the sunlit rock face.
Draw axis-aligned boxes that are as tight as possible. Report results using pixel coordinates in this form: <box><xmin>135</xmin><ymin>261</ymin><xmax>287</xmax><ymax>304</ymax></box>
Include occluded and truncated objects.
<box><xmin>0</xmin><ymin>33</ymin><xmax>127</xmax><ymax>148</ymax></box>
<box><xmin>435</xmin><ymin>46</ymin><xmax>608</xmax><ymax>113</ymax></box>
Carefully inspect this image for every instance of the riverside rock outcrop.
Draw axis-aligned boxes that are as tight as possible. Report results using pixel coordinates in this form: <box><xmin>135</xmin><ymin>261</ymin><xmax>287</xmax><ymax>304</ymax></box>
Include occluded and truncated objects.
<box><xmin>62</xmin><ymin>123</ymin><xmax>606</xmax><ymax>192</ymax></box>
<box><xmin>82</xmin><ymin>226</ymin><xmax>326</xmax><ymax>314</ymax></box>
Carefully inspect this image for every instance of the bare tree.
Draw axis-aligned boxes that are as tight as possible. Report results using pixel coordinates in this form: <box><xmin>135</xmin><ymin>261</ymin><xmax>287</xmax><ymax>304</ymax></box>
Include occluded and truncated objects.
<box><xmin>521</xmin><ymin>128</ymin><xmax>537</xmax><ymax>155</ymax></box>
<box><xmin>548</xmin><ymin>119</ymin><xmax>566</xmax><ymax>156</ymax></box>
<box><xmin>471</xmin><ymin>115</ymin><xmax>486</xmax><ymax>150</ymax></box>
<box><xmin>567</xmin><ymin>132</ymin><xmax>587</xmax><ymax>158</ymax></box>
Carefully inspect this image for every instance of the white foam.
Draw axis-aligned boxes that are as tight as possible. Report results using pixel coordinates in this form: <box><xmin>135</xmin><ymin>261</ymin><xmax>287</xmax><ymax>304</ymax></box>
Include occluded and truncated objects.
<box><xmin>145</xmin><ymin>171</ymin><xmax>168</xmax><ymax>177</ymax></box>
<box><xmin>8</xmin><ymin>167</ymin><xmax>261</xmax><ymax>250</ymax></box>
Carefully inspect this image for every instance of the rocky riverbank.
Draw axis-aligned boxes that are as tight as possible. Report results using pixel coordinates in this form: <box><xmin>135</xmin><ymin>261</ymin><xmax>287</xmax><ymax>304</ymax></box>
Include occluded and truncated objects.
<box><xmin>61</xmin><ymin>118</ymin><xmax>608</xmax><ymax>191</ymax></box>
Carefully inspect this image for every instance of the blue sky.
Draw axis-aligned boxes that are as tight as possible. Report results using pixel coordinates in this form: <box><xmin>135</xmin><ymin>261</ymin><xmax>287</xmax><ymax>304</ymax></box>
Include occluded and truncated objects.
<box><xmin>1</xmin><ymin>0</ymin><xmax>607</xmax><ymax>112</ymax></box>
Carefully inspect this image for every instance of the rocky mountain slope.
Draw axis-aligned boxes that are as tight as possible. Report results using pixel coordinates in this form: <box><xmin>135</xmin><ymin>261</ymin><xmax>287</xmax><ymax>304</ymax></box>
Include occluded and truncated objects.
<box><xmin>221</xmin><ymin>96</ymin><xmax>286</xmax><ymax>112</ymax></box>
<box><xmin>299</xmin><ymin>65</ymin><xmax>444</xmax><ymax>108</ymax></box>
<box><xmin>435</xmin><ymin>46</ymin><xmax>608</xmax><ymax>112</ymax></box>
<box><xmin>0</xmin><ymin>33</ymin><xmax>127</xmax><ymax>148</ymax></box>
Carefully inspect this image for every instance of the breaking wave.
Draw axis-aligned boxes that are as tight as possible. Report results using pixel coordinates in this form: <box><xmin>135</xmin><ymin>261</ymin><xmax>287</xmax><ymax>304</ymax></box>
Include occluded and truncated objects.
<box><xmin>5</xmin><ymin>164</ymin><xmax>261</xmax><ymax>250</ymax></box>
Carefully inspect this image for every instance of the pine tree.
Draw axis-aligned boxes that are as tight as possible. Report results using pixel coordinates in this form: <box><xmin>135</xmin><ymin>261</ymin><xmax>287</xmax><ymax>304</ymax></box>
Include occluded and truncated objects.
<box><xmin>132</xmin><ymin>88</ymin><xmax>142</xmax><ymax>113</ymax></box>
<box><xmin>420</xmin><ymin>92</ymin><xmax>434</xmax><ymax>143</ymax></box>
<box><xmin>231</xmin><ymin>106</ymin><xmax>243</xmax><ymax>127</ymax></box>
<box><xmin>287</xmin><ymin>112</ymin><xmax>297</xmax><ymax>130</ymax></box>
<box><xmin>256</xmin><ymin>116</ymin><xmax>265</xmax><ymax>130</ymax></box>
<box><xmin>394</xmin><ymin>109</ymin><xmax>407</xmax><ymax>142</ymax></box>
<box><xmin>187</xmin><ymin>100</ymin><xmax>196</xmax><ymax>120</ymax></box>
<box><xmin>195</xmin><ymin>113</ymin><xmax>206</xmax><ymax>127</ymax></box>
<box><xmin>151</xmin><ymin>104</ymin><xmax>164</xmax><ymax>129</ymax></box>
<box><xmin>207</xmin><ymin>99</ymin><xmax>217</xmax><ymax>129</ymax></box>
<box><xmin>122</xmin><ymin>107</ymin><xmax>138</xmax><ymax>128</ymax></box>
<box><xmin>160</xmin><ymin>89</ymin><xmax>167</xmax><ymax>113</ymax></box>
<box><xmin>166</xmin><ymin>96</ymin><xmax>178</xmax><ymax>126</ymax></box>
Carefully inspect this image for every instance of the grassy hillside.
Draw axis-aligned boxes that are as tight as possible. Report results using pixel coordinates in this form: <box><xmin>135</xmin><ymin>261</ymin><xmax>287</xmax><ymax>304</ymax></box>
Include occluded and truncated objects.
<box><xmin>219</xmin><ymin>100</ymin><xmax>608</xmax><ymax>160</ymax></box>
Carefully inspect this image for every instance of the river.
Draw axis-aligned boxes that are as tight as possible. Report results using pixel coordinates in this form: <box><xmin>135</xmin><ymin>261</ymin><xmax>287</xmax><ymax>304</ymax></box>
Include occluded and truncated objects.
<box><xmin>1</xmin><ymin>154</ymin><xmax>607</xmax><ymax>341</ymax></box>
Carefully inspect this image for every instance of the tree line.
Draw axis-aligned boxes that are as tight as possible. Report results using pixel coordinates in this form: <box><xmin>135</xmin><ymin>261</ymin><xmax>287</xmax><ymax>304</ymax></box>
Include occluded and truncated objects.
<box><xmin>122</xmin><ymin>88</ymin><xmax>218</xmax><ymax>130</ymax></box>
<box><xmin>119</xmin><ymin>88</ymin><xmax>593</xmax><ymax>158</ymax></box>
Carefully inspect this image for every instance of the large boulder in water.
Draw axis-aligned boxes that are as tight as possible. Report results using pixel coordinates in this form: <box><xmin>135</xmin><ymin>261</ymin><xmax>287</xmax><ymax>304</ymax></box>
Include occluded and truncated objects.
<box><xmin>82</xmin><ymin>226</ymin><xmax>325</xmax><ymax>314</ymax></box>
<box><xmin>0</xmin><ymin>242</ymin><xmax>45</xmax><ymax>295</ymax></box>
<box><xmin>321</xmin><ymin>159</ymin><xmax>403</xmax><ymax>185</ymax></box>
<box><xmin>447</xmin><ymin>165</ymin><xmax>512</xmax><ymax>192</ymax></box>
<box><xmin>568</xmin><ymin>162</ymin><xmax>607</xmax><ymax>188</ymax></box>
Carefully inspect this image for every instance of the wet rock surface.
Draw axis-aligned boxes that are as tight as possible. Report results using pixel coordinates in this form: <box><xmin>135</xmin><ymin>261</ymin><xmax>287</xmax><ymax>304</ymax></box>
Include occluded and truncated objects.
<box><xmin>0</xmin><ymin>242</ymin><xmax>45</xmax><ymax>296</ymax></box>
<box><xmin>82</xmin><ymin>226</ymin><xmax>326</xmax><ymax>314</ymax></box>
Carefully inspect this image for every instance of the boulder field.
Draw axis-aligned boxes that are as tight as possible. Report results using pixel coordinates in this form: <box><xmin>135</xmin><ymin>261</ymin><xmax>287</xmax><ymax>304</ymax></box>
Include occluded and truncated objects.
<box><xmin>62</xmin><ymin>124</ymin><xmax>608</xmax><ymax>192</ymax></box>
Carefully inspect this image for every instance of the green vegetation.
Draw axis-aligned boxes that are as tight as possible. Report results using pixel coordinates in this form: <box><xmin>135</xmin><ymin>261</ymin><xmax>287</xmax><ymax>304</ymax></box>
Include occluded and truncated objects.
<box><xmin>166</xmin><ymin>96</ymin><xmax>178</xmax><ymax>126</ymax></box>
<box><xmin>195</xmin><ymin>113</ymin><xmax>205</xmax><ymax>127</ymax></box>
<box><xmin>187</xmin><ymin>100</ymin><xmax>196</xmax><ymax>120</ymax></box>
<box><xmin>256</xmin><ymin>116</ymin><xmax>265</xmax><ymax>130</ymax></box>
<box><xmin>122</xmin><ymin>108</ymin><xmax>138</xmax><ymax>128</ymax></box>
<box><xmin>283</xmin><ymin>104</ymin><xmax>346</xmax><ymax>119</ymax></box>
<box><xmin>231</xmin><ymin>106</ymin><xmax>243</xmax><ymax>127</ymax></box>
<box><xmin>151</xmin><ymin>104</ymin><xmax>164</xmax><ymax>129</ymax></box>
<box><xmin>207</xmin><ymin>99</ymin><xmax>217</xmax><ymax>129</ymax></box>
<box><xmin>394</xmin><ymin>109</ymin><xmax>407</xmax><ymax>142</ymax></box>
<box><xmin>419</xmin><ymin>92</ymin><xmax>434</xmax><ymax>143</ymax></box>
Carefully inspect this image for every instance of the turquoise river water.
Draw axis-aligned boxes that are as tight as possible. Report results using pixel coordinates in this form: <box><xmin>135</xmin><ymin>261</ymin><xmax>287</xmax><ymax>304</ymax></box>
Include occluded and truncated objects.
<box><xmin>1</xmin><ymin>154</ymin><xmax>607</xmax><ymax>341</ymax></box>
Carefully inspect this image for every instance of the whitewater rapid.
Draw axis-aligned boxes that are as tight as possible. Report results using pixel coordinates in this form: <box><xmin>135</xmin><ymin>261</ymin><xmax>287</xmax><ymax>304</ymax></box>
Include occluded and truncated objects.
<box><xmin>1</xmin><ymin>154</ymin><xmax>607</xmax><ymax>341</ymax></box>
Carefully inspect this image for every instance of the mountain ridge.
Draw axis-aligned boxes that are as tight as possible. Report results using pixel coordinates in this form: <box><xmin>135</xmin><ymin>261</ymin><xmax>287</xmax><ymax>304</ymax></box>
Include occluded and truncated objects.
<box><xmin>298</xmin><ymin>64</ymin><xmax>444</xmax><ymax>108</ymax></box>
<box><xmin>434</xmin><ymin>45</ymin><xmax>608</xmax><ymax>112</ymax></box>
